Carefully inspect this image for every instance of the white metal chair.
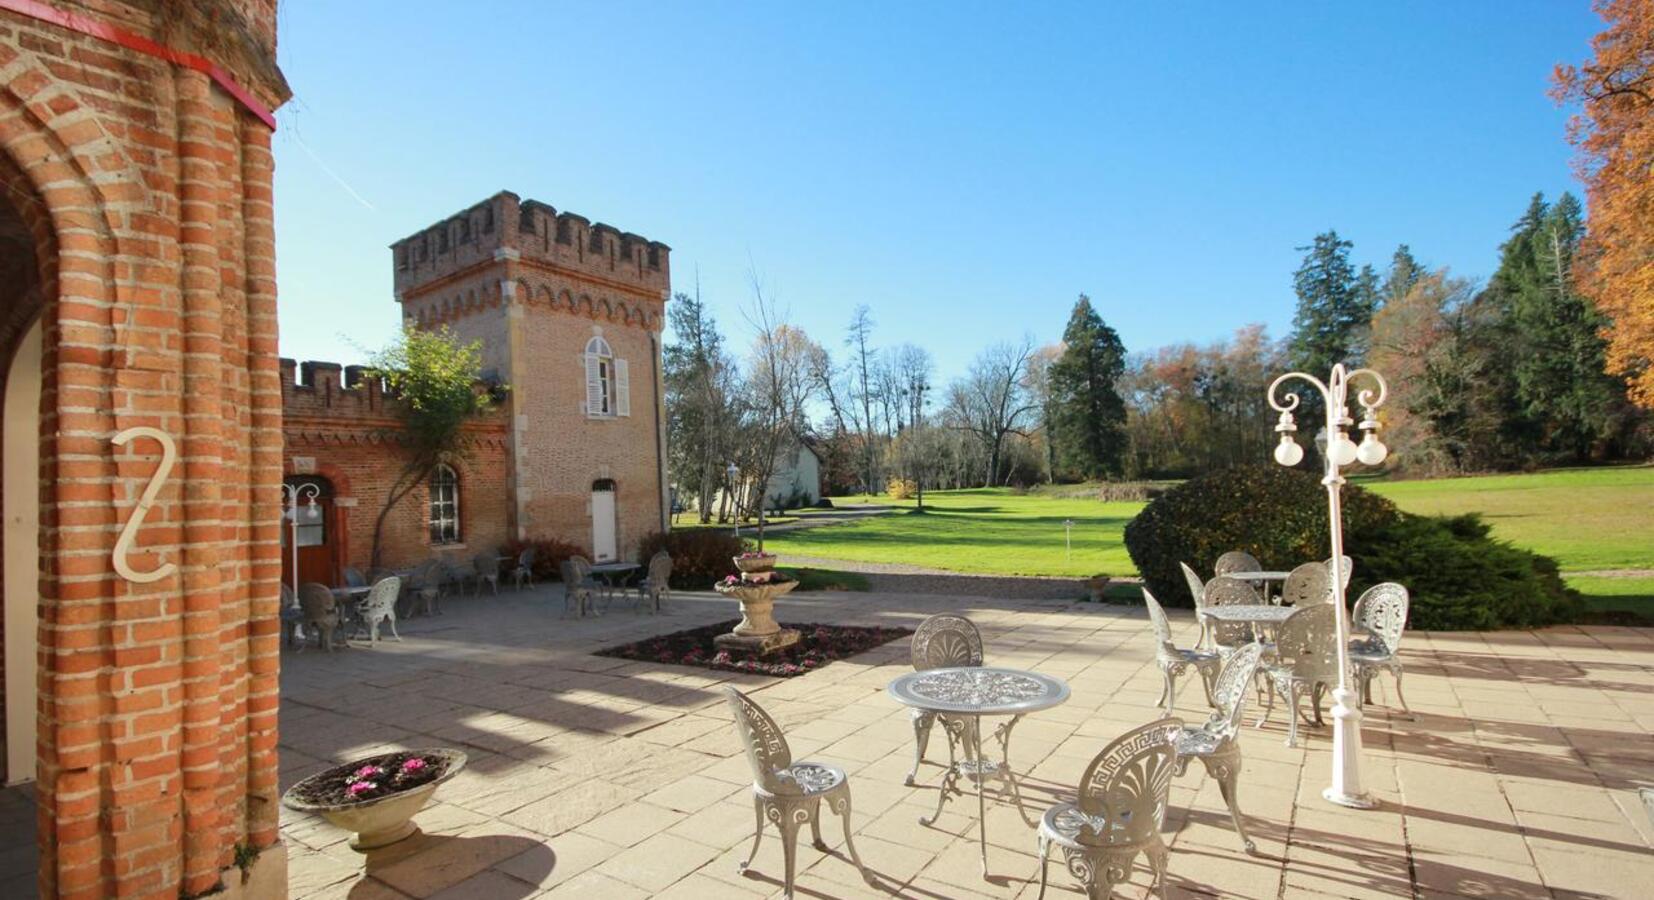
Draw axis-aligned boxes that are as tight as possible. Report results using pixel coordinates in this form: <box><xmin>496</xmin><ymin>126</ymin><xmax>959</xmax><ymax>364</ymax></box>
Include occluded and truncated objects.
<box><xmin>280</xmin><ymin>583</ymin><xmax>302</xmax><ymax>649</ymax></box>
<box><xmin>634</xmin><ymin>550</ymin><xmax>672</xmax><ymax>613</ymax></box>
<box><xmin>1323</xmin><ymin>554</ymin><xmax>1354</xmax><ymax>589</ymax></box>
<box><xmin>353</xmin><ymin>575</ymin><xmax>402</xmax><ymax>644</ymax></box>
<box><xmin>725</xmin><ymin>687</ymin><xmax>871</xmax><ymax>899</ymax></box>
<box><xmin>1202</xmin><ymin>575</ymin><xmax>1264</xmax><ymax>656</ymax></box>
<box><xmin>1179</xmin><ymin>561</ymin><xmax>1212</xmax><ymax>650</ymax></box>
<box><xmin>511</xmin><ymin>547</ymin><xmax>536</xmax><ymax>590</ymax></box>
<box><xmin>1143</xmin><ymin>588</ymin><xmax>1219</xmax><ymax>714</ymax></box>
<box><xmin>473</xmin><ymin>552</ymin><xmax>501</xmax><ymax>596</ymax></box>
<box><xmin>1256</xmin><ymin>603</ymin><xmax>1340</xmax><ymax>747</ymax></box>
<box><xmin>1349</xmin><ymin>582</ymin><xmax>1411</xmax><ymax>718</ymax></box>
<box><xmin>1173</xmin><ymin>642</ymin><xmax>1265</xmax><ymax>855</ymax></box>
<box><xmin>298</xmin><ymin>582</ymin><xmax>342</xmax><ymax>653</ymax></box>
<box><xmin>1279</xmin><ymin>562</ymin><xmax>1332</xmax><ymax>607</ymax></box>
<box><xmin>1213</xmin><ymin>550</ymin><xmax>1261</xmax><ymax>577</ymax></box>
<box><xmin>1036</xmin><ymin>717</ymin><xmax>1184</xmax><ymax>900</ymax></box>
<box><xmin>905</xmin><ymin>613</ymin><xmax>985</xmax><ymax>786</ymax></box>
<box><xmin>559</xmin><ymin>559</ymin><xmax>596</xmax><ymax>616</ymax></box>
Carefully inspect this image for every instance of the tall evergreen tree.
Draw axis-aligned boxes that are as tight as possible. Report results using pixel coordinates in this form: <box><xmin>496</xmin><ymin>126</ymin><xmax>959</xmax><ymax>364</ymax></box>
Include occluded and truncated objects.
<box><xmin>1490</xmin><ymin>192</ymin><xmax>1633</xmax><ymax>461</ymax></box>
<box><xmin>1288</xmin><ymin>230</ymin><xmax>1375</xmax><ymax>374</ymax></box>
<box><xmin>1049</xmin><ymin>295</ymin><xmax>1128</xmax><ymax>479</ymax></box>
<box><xmin>1382</xmin><ymin>244</ymin><xmax>1424</xmax><ymax>307</ymax></box>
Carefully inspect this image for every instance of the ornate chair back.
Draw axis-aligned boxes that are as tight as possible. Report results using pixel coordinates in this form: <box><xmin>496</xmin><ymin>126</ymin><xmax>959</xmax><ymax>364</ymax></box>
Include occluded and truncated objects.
<box><xmin>1201</xmin><ymin>642</ymin><xmax>1264</xmax><ymax>743</ymax></box>
<box><xmin>1073</xmin><ymin>718</ymin><xmax>1184</xmax><ymax>847</ymax></box>
<box><xmin>1179</xmin><ymin>562</ymin><xmax>1207</xmax><ymax>615</ymax></box>
<box><xmin>474</xmin><ymin>553</ymin><xmax>500</xmax><ymax>578</ymax></box>
<box><xmin>569</xmin><ymin>555</ymin><xmax>593</xmax><ymax>581</ymax></box>
<box><xmin>1141</xmin><ymin>589</ymin><xmax>1179</xmax><ymax>658</ymax></box>
<box><xmin>1280</xmin><ymin>562</ymin><xmax>1332</xmax><ymax>607</ymax></box>
<box><xmin>1276</xmin><ymin>603</ymin><xmax>1341</xmax><ymax>685</ymax></box>
<box><xmin>298</xmin><ymin>582</ymin><xmax>336</xmax><ymax>622</ymax></box>
<box><xmin>647</xmin><ymin>550</ymin><xmax>672</xmax><ymax>584</ymax></box>
<box><xmin>1324</xmin><ymin>555</ymin><xmax>1354</xmax><ymax>589</ymax></box>
<box><xmin>342</xmin><ymin>567</ymin><xmax>367</xmax><ymax>589</ymax></box>
<box><xmin>361</xmin><ymin>576</ymin><xmax>400</xmax><ymax>617</ymax></box>
<box><xmin>910</xmin><ymin>614</ymin><xmax>984</xmax><ymax>671</ymax></box>
<box><xmin>1202</xmin><ymin>576</ymin><xmax>1261</xmax><ymax>648</ymax></box>
<box><xmin>1351</xmin><ymin>583</ymin><xmax>1409</xmax><ymax>656</ymax></box>
<box><xmin>1213</xmin><ymin>551</ymin><xmax>1261</xmax><ymax>577</ymax></box>
<box><xmin>725</xmin><ymin>687</ymin><xmax>797</xmax><ymax>795</ymax></box>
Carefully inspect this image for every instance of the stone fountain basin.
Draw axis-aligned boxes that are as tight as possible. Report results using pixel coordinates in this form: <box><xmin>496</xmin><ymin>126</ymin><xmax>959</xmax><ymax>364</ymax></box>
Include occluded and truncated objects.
<box><xmin>281</xmin><ymin>748</ymin><xmax>467</xmax><ymax>852</ymax></box>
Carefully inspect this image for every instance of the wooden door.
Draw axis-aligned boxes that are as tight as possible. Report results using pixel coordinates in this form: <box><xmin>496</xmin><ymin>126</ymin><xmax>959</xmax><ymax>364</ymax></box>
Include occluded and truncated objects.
<box><xmin>282</xmin><ymin>476</ymin><xmax>338</xmax><ymax>589</ymax></box>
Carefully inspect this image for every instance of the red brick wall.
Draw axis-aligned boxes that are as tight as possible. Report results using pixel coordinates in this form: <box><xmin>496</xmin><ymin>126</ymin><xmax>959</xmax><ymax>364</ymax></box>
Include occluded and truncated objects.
<box><xmin>281</xmin><ymin>360</ymin><xmax>512</xmax><ymax>574</ymax></box>
<box><xmin>0</xmin><ymin>2</ymin><xmax>289</xmax><ymax>898</ymax></box>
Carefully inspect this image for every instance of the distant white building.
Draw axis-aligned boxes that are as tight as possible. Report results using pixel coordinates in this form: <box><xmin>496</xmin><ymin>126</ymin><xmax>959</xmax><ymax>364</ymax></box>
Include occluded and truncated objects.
<box><xmin>694</xmin><ymin>440</ymin><xmax>823</xmax><ymax>518</ymax></box>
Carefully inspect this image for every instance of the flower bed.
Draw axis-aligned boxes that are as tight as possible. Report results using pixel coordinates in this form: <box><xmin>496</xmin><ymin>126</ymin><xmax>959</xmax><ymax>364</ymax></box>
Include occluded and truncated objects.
<box><xmin>285</xmin><ymin>750</ymin><xmax>453</xmax><ymax>807</ymax></box>
<box><xmin>596</xmin><ymin>620</ymin><xmax>912</xmax><ymax>677</ymax></box>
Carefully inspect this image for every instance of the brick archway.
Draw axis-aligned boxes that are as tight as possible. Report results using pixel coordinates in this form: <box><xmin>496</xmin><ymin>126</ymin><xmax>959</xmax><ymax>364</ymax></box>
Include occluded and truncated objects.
<box><xmin>0</xmin><ymin>11</ymin><xmax>289</xmax><ymax>897</ymax></box>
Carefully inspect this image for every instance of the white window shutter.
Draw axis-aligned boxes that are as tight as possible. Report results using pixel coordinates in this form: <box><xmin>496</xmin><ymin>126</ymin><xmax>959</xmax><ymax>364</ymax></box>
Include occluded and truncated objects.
<box><xmin>615</xmin><ymin>358</ymin><xmax>631</xmax><ymax>417</ymax></box>
<box><xmin>584</xmin><ymin>352</ymin><xmax>603</xmax><ymax>416</ymax></box>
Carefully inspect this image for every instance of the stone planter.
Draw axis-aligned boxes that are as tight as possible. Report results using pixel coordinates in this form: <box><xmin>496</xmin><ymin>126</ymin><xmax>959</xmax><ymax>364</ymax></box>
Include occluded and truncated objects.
<box><xmin>733</xmin><ymin>553</ymin><xmax>778</xmax><ymax>574</ymax></box>
<box><xmin>715</xmin><ymin>579</ymin><xmax>798</xmax><ymax>636</ymax></box>
<box><xmin>1087</xmin><ymin>575</ymin><xmax>1111</xmax><ymax>603</ymax></box>
<box><xmin>281</xmin><ymin>749</ymin><xmax>466</xmax><ymax>852</ymax></box>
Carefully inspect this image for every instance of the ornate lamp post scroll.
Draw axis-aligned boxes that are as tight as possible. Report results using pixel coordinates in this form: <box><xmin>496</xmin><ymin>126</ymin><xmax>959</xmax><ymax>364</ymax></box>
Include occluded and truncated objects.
<box><xmin>1267</xmin><ymin>363</ymin><xmax>1388</xmax><ymax>809</ymax></box>
<box><xmin>282</xmin><ymin>481</ymin><xmax>322</xmax><ymax>602</ymax></box>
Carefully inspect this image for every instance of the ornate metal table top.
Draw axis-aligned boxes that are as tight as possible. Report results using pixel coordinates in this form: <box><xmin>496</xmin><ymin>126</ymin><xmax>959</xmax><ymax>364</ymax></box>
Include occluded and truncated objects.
<box><xmin>1201</xmin><ymin>604</ymin><xmax>1295</xmax><ymax>623</ymax></box>
<box><xmin>589</xmin><ymin>562</ymin><xmax>640</xmax><ymax>575</ymax></box>
<box><xmin>887</xmin><ymin>666</ymin><xmax>1070</xmax><ymax>716</ymax></box>
<box><xmin>1223</xmin><ymin>570</ymin><xmax>1290</xmax><ymax>581</ymax></box>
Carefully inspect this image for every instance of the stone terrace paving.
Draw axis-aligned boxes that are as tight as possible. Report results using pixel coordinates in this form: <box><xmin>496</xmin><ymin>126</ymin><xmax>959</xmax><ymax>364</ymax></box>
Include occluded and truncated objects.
<box><xmin>278</xmin><ymin>586</ymin><xmax>1654</xmax><ymax>899</ymax></box>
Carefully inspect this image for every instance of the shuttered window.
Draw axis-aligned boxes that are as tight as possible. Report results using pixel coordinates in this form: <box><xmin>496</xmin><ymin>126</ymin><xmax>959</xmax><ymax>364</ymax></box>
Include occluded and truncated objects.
<box><xmin>583</xmin><ymin>336</ymin><xmax>630</xmax><ymax>418</ymax></box>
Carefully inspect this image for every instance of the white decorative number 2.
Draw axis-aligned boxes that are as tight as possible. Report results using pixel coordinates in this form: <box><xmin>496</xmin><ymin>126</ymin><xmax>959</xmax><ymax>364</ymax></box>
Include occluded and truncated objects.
<box><xmin>111</xmin><ymin>426</ymin><xmax>178</xmax><ymax>584</ymax></box>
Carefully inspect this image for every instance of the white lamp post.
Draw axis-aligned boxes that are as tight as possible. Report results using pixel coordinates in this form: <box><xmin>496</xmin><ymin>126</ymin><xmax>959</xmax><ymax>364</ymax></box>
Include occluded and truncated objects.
<box><xmin>282</xmin><ymin>481</ymin><xmax>322</xmax><ymax>603</ymax></box>
<box><xmin>1266</xmin><ymin>363</ymin><xmax>1388</xmax><ymax>809</ymax></box>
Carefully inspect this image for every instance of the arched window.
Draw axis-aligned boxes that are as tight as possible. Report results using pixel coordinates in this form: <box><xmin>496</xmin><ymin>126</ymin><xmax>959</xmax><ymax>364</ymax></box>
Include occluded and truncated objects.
<box><xmin>583</xmin><ymin>336</ymin><xmax>629</xmax><ymax>418</ymax></box>
<box><xmin>429</xmin><ymin>464</ymin><xmax>460</xmax><ymax>544</ymax></box>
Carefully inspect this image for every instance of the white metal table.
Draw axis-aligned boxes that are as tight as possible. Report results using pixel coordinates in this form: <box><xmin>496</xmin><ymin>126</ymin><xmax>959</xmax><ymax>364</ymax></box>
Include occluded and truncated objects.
<box><xmin>887</xmin><ymin>666</ymin><xmax>1070</xmax><ymax>877</ymax></box>
<box><xmin>1203</xmin><ymin>603</ymin><xmax>1295</xmax><ymax>642</ymax></box>
<box><xmin>1223</xmin><ymin>569</ymin><xmax>1289</xmax><ymax>603</ymax></box>
<box><xmin>586</xmin><ymin>561</ymin><xmax>640</xmax><ymax>614</ymax></box>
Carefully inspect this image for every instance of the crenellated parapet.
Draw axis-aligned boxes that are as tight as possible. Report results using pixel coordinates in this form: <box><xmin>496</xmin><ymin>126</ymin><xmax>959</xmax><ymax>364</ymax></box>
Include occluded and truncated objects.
<box><xmin>389</xmin><ymin>191</ymin><xmax>671</xmax><ymax>310</ymax></box>
<box><xmin>279</xmin><ymin>357</ymin><xmax>507</xmax><ymax>448</ymax></box>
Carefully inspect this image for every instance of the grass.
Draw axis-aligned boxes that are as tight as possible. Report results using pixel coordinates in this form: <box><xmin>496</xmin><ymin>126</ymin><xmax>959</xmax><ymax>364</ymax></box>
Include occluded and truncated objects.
<box><xmin>762</xmin><ymin>488</ymin><xmax>1141</xmax><ymax>578</ymax></box>
<box><xmin>777</xmin><ymin>566</ymin><xmax>870</xmax><ymax>592</ymax></box>
<box><xmin>1363</xmin><ymin>465</ymin><xmax>1654</xmax><ymax>573</ymax></box>
<box><xmin>761</xmin><ymin>466</ymin><xmax>1654</xmax><ymax>617</ymax></box>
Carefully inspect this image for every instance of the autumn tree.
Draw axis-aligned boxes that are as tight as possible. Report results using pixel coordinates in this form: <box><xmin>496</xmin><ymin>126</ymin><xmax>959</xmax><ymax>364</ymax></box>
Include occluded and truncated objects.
<box><xmin>1553</xmin><ymin>0</ymin><xmax>1654</xmax><ymax>408</ymax></box>
<box><xmin>1048</xmin><ymin>295</ymin><xmax>1128</xmax><ymax>479</ymax></box>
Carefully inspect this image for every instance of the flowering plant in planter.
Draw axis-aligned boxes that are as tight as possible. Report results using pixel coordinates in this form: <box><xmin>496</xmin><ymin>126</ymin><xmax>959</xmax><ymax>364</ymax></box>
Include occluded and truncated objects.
<box><xmin>282</xmin><ymin>749</ymin><xmax>466</xmax><ymax>851</ymax></box>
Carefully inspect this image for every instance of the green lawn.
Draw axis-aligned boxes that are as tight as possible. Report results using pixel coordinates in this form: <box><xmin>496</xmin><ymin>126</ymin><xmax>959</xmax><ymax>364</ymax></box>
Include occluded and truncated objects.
<box><xmin>761</xmin><ymin>467</ymin><xmax>1654</xmax><ymax>615</ymax></box>
<box><xmin>762</xmin><ymin>488</ymin><xmax>1142</xmax><ymax>578</ymax></box>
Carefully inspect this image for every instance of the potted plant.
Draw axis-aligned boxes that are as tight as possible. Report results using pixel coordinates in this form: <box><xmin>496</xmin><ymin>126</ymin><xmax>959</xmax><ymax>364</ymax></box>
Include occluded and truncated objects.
<box><xmin>281</xmin><ymin>748</ymin><xmax>466</xmax><ymax>851</ymax></box>
<box><xmin>733</xmin><ymin>550</ymin><xmax>778</xmax><ymax>573</ymax></box>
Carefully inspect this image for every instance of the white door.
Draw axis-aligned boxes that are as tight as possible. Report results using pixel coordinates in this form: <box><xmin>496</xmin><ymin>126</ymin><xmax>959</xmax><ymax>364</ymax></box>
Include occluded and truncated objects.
<box><xmin>591</xmin><ymin>488</ymin><xmax>617</xmax><ymax>562</ymax></box>
<box><xmin>4</xmin><ymin>319</ymin><xmax>41</xmax><ymax>784</ymax></box>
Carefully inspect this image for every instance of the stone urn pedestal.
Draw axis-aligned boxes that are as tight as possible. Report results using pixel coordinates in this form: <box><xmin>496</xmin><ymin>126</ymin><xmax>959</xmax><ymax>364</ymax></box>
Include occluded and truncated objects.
<box><xmin>714</xmin><ymin>554</ymin><xmax>801</xmax><ymax>656</ymax></box>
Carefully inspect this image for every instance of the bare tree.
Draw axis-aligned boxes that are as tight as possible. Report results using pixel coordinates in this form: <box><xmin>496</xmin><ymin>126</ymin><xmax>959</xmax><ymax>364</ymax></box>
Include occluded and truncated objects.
<box><xmin>846</xmin><ymin>305</ymin><xmax>878</xmax><ymax>493</ymax></box>
<box><xmin>741</xmin><ymin>274</ymin><xmax>819</xmax><ymax>547</ymax></box>
<box><xmin>943</xmin><ymin>337</ymin><xmax>1039</xmax><ymax>486</ymax></box>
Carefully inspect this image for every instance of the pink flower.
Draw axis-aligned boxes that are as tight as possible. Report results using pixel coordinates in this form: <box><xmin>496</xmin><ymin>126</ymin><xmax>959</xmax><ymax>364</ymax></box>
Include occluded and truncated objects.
<box><xmin>401</xmin><ymin>758</ymin><xmax>427</xmax><ymax>773</ymax></box>
<box><xmin>346</xmin><ymin>781</ymin><xmax>377</xmax><ymax>797</ymax></box>
<box><xmin>353</xmin><ymin>765</ymin><xmax>384</xmax><ymax>779</ymax></box>
<box><xmin>722</xmin><ymin>575</ymin><xmax>739</xmax><ymax>584</ymax></box>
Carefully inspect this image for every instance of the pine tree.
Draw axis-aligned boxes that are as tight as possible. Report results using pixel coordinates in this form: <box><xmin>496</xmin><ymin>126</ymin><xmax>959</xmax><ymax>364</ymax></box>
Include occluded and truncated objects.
<box><xmin>1049</xmin><ymin>295</ymin><xmax>1128</xmax><ymax>479</ymax></box>
<box><xmin>1382</xmin><ymin>244</ymin><xmax>1424</xmax><ymax>307</ymax></box>
<box><xmin>1288</xmin><ymin>230</ymin><xmax>1375</xmax><ymax>374</ymax></box>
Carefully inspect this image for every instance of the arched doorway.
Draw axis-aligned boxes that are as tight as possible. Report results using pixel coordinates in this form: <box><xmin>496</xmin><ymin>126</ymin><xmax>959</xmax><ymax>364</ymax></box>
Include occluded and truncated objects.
<box><xmin>591</xmin><ymin>478</ymin><xmax>618</xmax><ymax>562</ymax></box>
<box><xmin>0</xmin><ymin>159</ymin><xmax>45</xmax><ymax>790</ymax></box>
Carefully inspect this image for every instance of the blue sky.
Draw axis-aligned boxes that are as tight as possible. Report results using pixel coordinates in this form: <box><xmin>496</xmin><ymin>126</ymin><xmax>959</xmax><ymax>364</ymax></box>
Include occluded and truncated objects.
<box><xmin>272</xmin><ymin>1</ymin><xmax>1596</xmax><ymax>383</ymax></box>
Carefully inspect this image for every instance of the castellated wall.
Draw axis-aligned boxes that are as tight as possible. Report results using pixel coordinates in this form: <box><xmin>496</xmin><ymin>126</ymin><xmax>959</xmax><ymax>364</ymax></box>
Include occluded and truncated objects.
<box><xmin>386</xmin><ymin>193</ymin><xmax>673</xmax><ymax>559</ymax></box>
<box><xmin>280</xmin><ymin>359</ymin><xmax>511</xmax><ymax>573</ymax></box>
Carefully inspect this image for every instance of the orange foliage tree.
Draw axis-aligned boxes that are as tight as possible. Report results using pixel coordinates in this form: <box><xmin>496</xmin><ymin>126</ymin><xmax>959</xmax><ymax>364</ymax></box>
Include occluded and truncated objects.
<box><xmin>1552</xmin><ymin>0</ymin><xmax>1654</xmax><ymax>408</ymax></box>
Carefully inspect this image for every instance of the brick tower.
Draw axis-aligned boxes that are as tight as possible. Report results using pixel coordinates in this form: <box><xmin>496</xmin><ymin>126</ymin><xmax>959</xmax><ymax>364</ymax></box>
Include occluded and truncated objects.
<box><xmin>390</xmin><ymin>193</ymin><xmax>671</xmax><ymax>561</ymax></box>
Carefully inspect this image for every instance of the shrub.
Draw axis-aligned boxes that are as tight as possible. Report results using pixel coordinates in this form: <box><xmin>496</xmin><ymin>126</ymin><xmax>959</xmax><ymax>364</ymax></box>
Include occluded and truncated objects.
<box><xmin>638</xmin><ymin>530</ymin><xmax>750</xmax><ymax>588</ymax></box>
<box><xmin>498</xmin><ymin>537</ymin><xmax>585</xmax><ymax>582</ymax></box>
<box><xmin>1124</xmin><ymin>465</ymin><xmax>1398</xmax><ymax>608</ymax></box>
<box><xmin>886</xmin><ymin>478</ymin><xmax>917</xmax><ymax>500</ymax></box>
<box><xmin>1124</xmin><ymin>464</ymin><xmax>1583</xmax><ymax>631</ymax></box>
<box><xmin>1345</xmin><ymin>514</ymin><xmax>1583</xmax><ymax>630</ymax></box>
